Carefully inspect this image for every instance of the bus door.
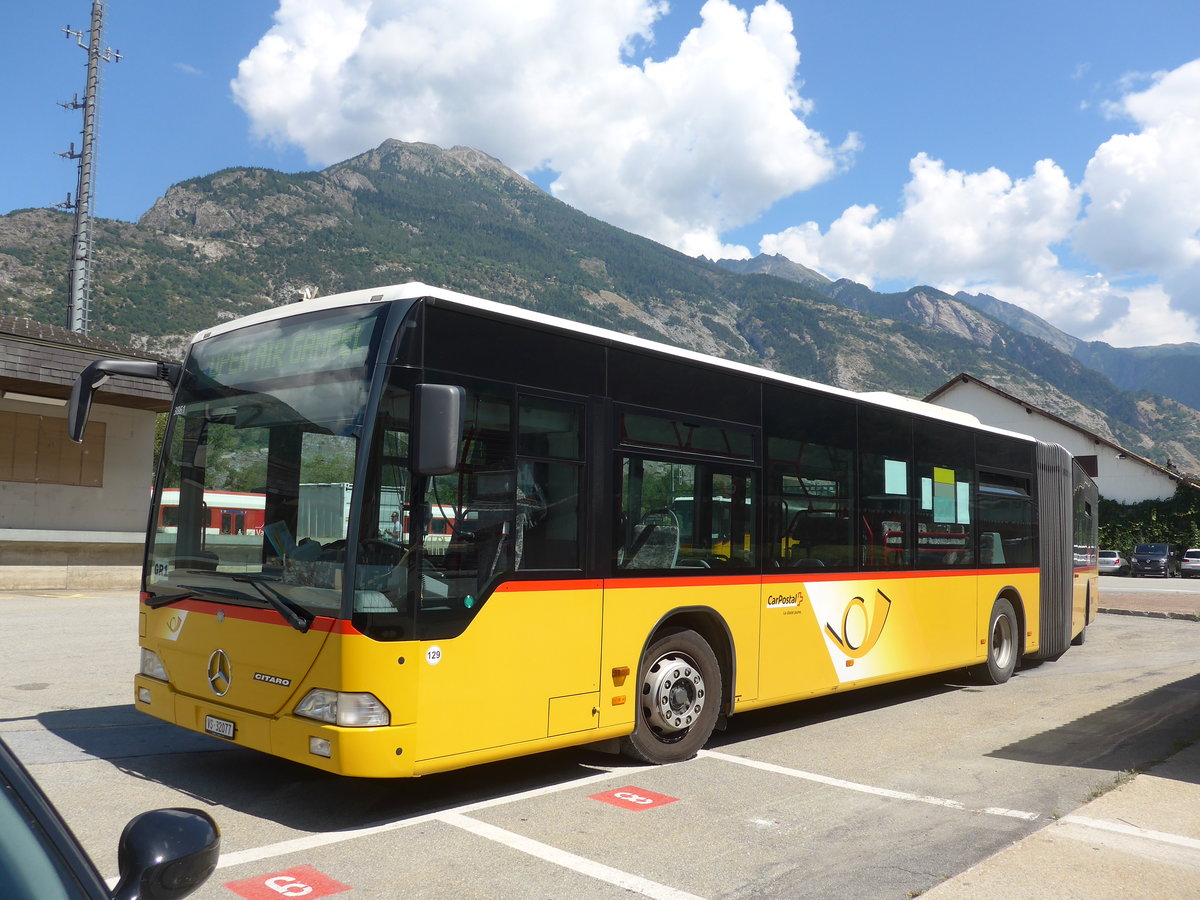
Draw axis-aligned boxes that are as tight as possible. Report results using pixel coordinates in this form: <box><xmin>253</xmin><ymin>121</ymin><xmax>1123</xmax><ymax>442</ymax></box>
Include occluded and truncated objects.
<box><xmin>605</xmin><ymin>451</ymin><xmax>760</xmax><ymax>728</ymax></box>
<box><xmin>408</xmin><ymin>390</ymin><xmax>601</xmax><ymax>761</ymax></box>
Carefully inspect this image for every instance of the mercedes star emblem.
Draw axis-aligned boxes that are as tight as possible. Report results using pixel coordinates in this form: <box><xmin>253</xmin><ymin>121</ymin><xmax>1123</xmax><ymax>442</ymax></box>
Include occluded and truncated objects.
<box><xmin>207</xmin><ymin>649</ymin><xmax>232</xmax><ymax>697</ymax></box>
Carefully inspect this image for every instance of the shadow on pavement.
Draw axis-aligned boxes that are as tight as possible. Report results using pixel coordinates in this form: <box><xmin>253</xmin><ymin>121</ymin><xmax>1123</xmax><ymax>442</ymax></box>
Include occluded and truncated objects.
<box><xmin>29</xmin><ymin>704</ymin><xmax>637</xmax><ymax>832</ymax></box>
<box><xmin>31</xmin><ymin>670</ymin><xmax>1200</xmax><ymax>831</ymax></box>
<box><xmin>988</xmin><ymin>672</ymin><xmax>1200</xmax><ymax>780</ymax></box>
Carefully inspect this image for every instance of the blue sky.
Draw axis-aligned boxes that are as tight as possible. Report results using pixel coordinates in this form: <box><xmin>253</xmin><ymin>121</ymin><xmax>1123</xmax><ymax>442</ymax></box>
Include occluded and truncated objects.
<box><xmin>4</xmin><ymin>1</ymin><xmax>1200</xmax><ymax>346</ymax></box>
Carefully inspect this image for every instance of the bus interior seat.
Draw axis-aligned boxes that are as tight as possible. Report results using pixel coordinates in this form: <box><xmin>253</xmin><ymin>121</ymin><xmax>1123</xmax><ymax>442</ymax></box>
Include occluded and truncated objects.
<box><xmin>980</xmin><ymin>532</ymin><xmax>1005</xmax><ymax>565</ymax></box>
<box><xmin>622</xmin><ymin>508</ymin><xmax>680</xmax><ymax>569</ymax></box>
<box><xmin>791</xmin><ymin>557</ymin><xmax>825</xmax><ymax>571</ymax></box>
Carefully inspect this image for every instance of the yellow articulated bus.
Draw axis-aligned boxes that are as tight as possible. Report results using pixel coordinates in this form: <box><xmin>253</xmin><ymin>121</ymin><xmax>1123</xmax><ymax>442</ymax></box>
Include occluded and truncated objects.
<box><xmin>70</xmin><ymin>283</ymin><xmax>1098</xmax><ymax>778</ymax></box>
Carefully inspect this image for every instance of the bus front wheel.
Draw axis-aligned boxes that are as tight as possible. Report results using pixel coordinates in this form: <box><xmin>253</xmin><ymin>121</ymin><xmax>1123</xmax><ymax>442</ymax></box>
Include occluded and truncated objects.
<box><xmin>969</xmin><ymin>597</ymin><xmax>1018</xmax><ymax>685</ymax></box>
<box><xmin>620</xmin><ymin>629</ymin><xmax>722</xmax><ymax>764</ymax></box>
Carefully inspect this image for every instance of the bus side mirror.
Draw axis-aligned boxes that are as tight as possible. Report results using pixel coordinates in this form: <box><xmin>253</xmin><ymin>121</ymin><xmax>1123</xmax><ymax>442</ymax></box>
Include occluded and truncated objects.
<box><xmin>68</xmin><ymin>358</ymin><xmax>181</xmax><ymax>443</ymax></box>
<box><xmin>414</xmin><ymin>384</ymin><xmax>464</xmax><ymax>476</ymax></box>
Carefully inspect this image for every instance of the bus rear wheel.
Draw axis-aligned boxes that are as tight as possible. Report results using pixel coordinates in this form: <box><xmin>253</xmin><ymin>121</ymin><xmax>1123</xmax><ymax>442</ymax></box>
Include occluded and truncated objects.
<box><xmin>1072</xmin><ymin>593</ymin><xmax>1090</xmax><ymax>646</ymax></box>
<box><xmin>620</xmin><ymin>629</ymin><xmax>722</xmax><ymax>764</ymax></box>
<box><xmin>969</xmin><ymin>597</ymin><xmax>1018</xmax><ymax>685</ymax></box>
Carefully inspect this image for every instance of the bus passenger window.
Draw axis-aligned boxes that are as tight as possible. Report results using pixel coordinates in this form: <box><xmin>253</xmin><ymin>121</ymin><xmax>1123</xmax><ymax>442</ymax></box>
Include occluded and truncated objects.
<box><xmin>767</xmin><ymin>438</ymin><xmax>853</xmax><ymax>572</ymax></box>
<box><xmin>763</xmin><ymin>385</ymin><xmax>856</xmax><ymax>572</ymax></box>
<box><xmin>516</xmin><ymin>397</ymin><xmax>584</xmax><ymax>571</ymax></box>
<box><xmin>914</xmin><ymin>420</ymin><xmax>974</xmax><ymax>568</ymax></box>
<box><xmin>977</xmin><ymin>471</ymin><xmax>1034</xmax><ymax>566</ymax></box>
<box><xmin>616</xmin><ymin>457</ymin><xmax>755</xmax><ymax>572</ymax></box>
<box><xmin>859</xmin><ymin>407</ymin><xmax>913</xmax><ymax>569</ymax></box>
<box><xmin>418</xmin><ymin>387</ymin><xmax>514</xmax><ymax>637</ymax></box>
<box><xmin>617</xmin><ymin>458</ymin><xmax>683</xmax><ymax>570</ymax></box>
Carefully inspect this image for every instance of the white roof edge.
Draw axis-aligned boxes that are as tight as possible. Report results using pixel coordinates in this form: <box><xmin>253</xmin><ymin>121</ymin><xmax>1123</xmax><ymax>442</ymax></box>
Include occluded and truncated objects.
<box><xmin>192</xmin><ymin>283</ymin><xmax>436</xmax><ymax>342</ymax></box>
<box><xmin>193</xmin><ymin>282</ymin><xmax>1038</xmax><ymax>439</ymax></box>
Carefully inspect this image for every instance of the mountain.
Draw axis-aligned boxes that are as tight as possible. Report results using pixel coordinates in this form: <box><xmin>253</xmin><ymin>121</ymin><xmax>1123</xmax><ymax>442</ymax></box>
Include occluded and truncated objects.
<box><xmin>951</xmin><ymin>290</ymin><xmax>1081</xmax><ymax>357</ymax></box>
<box><xmin>3</xmin><ymin>138</ymin><xmax>1200</xmax><ymax>471</ymax></box>
<box><xmin>706</xmin><ymin>253</ymin><xmax>831</xmax><ymax>288</ymax></box>
<box><xmin>717</xmin><ymin>254</ymin><xmax>1200</xmax><ymax>413</ymax></box>
<box><xmin>951</xmin><ymin>290</ymin><xmax>1200</xmax><ymax>414</ymax></box>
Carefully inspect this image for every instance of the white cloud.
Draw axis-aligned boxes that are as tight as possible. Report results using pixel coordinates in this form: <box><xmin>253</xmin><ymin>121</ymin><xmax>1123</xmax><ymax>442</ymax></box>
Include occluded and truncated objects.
<box><xmin>1090</xmin><ymin>283</ymin><xmax>1197</xmax><ymax>347</ymax></box>
<box><xmin>234</xmin><ymin>4</ymin><xmax>1200</xmax><ymax>347</ymax></box>
<box><xmin>1074</xmin><ymin>59</ymin><xmax>1200</xmax><ymax>327</ymax></box>
<box><xmin>233</xmin><ymin>0</ymin><xmax>854</xmax><ymax>259</ymax></box>
<box><xmin>762</xmin><ymin>58</ymin><xmax>1200</xmax><ymax>347</ymax></box>
<box><xmin>762</xmin><ymin>153</ymin><xmax>1080</xmax><ymax>290</ymax></box>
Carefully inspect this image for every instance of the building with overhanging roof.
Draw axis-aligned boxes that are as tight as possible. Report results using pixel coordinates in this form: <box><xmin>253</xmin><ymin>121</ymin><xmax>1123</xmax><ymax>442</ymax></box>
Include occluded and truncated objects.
<box><xmin>0</xmin><ymin>315</ymin><xmax>173</xmax><ymax>588</ymax></box>
<box><xmin>925</xmin><ymin>373</ymin><xmax>1181</xmax><ymax>504</ymax></box>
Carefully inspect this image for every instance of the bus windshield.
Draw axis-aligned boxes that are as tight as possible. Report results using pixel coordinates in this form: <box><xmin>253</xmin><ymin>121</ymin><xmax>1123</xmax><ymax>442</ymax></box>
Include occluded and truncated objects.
<box><xmin>147</xmin><ymin>303</ymin><xmax>394</xmax><ymax>620</ymax></box>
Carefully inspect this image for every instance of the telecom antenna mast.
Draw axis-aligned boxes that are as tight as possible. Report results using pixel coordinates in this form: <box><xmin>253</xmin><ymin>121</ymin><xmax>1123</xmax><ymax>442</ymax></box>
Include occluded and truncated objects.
<box><xmin>59</xmin><ymin>0</ymin><xmax>120</xmax><ymax>335</ymax></box>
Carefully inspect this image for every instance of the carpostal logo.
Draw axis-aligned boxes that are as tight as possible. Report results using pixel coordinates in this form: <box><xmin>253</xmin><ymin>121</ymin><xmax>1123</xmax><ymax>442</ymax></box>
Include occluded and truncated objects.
<box><xmin>825</xmin><ymin>588</ymin><xmax>892</xmax><ymax>659</ymax></box>
<box><xmin>766</xmin><ymin>593</ymin><xmax>801</xmax><ymax>609</ymax></box>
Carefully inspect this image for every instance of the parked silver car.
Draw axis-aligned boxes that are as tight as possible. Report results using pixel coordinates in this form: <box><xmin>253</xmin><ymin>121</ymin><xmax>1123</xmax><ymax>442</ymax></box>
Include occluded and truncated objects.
<box><xmin>1098</xmin><ymin>549</ymin><xmax>1129</xmax><ymax>576</ymax></box>
<box><xmin>1181</xmin><ymin>548</ymin><xmax>1200</xmax><ymax>578</ymax></box>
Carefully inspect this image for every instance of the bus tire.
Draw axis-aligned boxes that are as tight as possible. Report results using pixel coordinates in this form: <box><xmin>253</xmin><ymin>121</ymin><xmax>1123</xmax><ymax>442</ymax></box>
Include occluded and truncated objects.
<box><xmin>620</xmin><ymin>629</ymin><xmax>722</xmax><ymax>765</ymax></box>
<box><xmin>1072</xmin><ymin>594</ymin><xmax>1090</xmax><ymax>646</ymax></box>
<box><xmin>969</xmin><ymin>597</ymin><xmax>1018</xmax><ymax>685</ymax></box>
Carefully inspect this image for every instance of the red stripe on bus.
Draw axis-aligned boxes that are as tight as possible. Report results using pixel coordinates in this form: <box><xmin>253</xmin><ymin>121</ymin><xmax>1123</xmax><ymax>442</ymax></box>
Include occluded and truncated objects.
<box><xmin>492</xmin><ymin>579</ymin><xmax>605</xmax><ymax>593</ymax></box>
<box><xmin>604</xmin><ymin>575</ymin><xmax>763</xmax><ymax>590</ymax></box>
<box><xmin>141</xmin><ymin>596</ymin><xmax>342</xmax><ymax>632</ymax></box>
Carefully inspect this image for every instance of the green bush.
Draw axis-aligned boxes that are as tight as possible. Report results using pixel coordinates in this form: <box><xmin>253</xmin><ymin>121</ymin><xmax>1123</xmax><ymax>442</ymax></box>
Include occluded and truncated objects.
<box><xmin>1098</xmin><ymin>482</ymin><xmax>1200</xmax><ymax>551</ymax></box>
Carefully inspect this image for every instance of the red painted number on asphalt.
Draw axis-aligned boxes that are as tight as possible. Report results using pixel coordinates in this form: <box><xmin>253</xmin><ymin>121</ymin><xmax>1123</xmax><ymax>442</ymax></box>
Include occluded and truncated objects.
<box><xmin>590</xmin><ymin>785</ymin><xmax>680</xmax><ymax>810</ymax></box>
<box><xmin>224</xmin><ymin>864</ymin><xmax>351</xmax><ymax>899</ymax></box>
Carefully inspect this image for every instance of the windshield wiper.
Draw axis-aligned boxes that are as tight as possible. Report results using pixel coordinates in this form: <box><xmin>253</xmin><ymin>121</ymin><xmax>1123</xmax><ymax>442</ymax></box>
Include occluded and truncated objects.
<box><xmin>177</xmin><ymin>579</ymin><xmax>315</xmax><ymax>633</ymax></box>
<box><xmin>231</xmin><ymin>575</ymin><xmax>314</xmax><ymax>633</ymax></box>
<box><xmin>144</xmin><ymin>589</ymin><xmax>195</xmax><ymax>609</ymax></box>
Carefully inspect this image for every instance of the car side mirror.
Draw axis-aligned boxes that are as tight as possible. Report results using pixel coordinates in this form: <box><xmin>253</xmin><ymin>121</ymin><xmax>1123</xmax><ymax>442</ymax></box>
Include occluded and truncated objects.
<box><xmin>111</xmin><ymin>808</ymin><xmax>220</xmax><ymax>900</ymax></box>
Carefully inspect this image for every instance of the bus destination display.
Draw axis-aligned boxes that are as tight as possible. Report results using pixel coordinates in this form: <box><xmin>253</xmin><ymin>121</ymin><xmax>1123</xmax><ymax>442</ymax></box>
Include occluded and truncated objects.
<box><xmin>194</xmin><ymin>307</ymin><xmax>384</xmax><ymax>383</ymax></box>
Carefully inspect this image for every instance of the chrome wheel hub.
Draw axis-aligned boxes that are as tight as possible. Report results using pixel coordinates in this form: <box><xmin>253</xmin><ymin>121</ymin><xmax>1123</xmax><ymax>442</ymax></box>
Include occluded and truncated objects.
<box><xmin>642</xmin><ymin>651</ymin><xmax>705</xmax><ymax>735</ymax></box>
<box><xmin>992</xmin><ymin>614</ymin><xmax>1013</xmax><ymax>669</ymax></box>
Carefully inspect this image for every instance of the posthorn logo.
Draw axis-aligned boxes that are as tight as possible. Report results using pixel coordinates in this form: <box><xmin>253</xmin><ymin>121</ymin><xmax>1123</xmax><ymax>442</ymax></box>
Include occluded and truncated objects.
<box><xmin>825</xmin><ymin>589</ymin><xmax>892</xmax><ymax>659</ymax></box>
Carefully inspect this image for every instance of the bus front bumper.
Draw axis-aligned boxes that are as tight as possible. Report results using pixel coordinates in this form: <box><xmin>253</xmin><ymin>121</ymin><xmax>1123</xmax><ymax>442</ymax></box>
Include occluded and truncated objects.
<box><xmin>134</xmin><ymin>675</ymin><xmax>417</xmax><ymax>777</ymax></box>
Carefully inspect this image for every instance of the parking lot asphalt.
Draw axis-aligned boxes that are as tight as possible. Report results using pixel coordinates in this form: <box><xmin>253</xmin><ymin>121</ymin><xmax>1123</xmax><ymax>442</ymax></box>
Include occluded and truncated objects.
<box><xmin>928</xmin><ymin>579</ymin><xmax>1200</xmax><ymax>898</ymax></box>
<box><xmin>3</xmin><ymin>582</ymin><xmax>1196</xmax><ymax>897</ymax></box>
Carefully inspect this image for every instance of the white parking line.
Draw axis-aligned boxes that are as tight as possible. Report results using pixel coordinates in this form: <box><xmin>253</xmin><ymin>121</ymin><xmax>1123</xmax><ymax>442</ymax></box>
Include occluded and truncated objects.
<box><xmin>209</xmin><ymin>763</ymin><xmax>652</xmax><ymax>871</ymax></box>
<box><xmin>442</xmin><ymin>812</ymin><xmax>707</xmax><ymax>900</ymax></box>
<box><xmin>700</xmin><ymin>750</ymin><xmax>1040</xmax><ymax>821</ymax></box>
<box><xmin>136</xmin><ymin>748</ymin><xmax>1040</xmax><ymax>894</ymax></box>
<box><xmin>174</xmin><ymin>761</ymin><xmax>710</xmax><ymax>899</ymax></box>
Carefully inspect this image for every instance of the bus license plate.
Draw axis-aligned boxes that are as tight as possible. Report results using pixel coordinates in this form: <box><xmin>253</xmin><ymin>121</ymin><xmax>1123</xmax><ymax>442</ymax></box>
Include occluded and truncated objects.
<box><xmin>204</xmin><ymin>715</ymin><xmax>236</xmax><ymax>740</ymax></box>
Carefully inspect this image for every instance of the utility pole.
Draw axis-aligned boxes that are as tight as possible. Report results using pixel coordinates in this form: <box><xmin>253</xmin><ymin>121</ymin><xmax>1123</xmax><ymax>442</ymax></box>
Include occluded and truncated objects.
<box><xmin>59</xmin><ymin>1</ymin><xmax>120</xmax><ymax>335</ymax></box>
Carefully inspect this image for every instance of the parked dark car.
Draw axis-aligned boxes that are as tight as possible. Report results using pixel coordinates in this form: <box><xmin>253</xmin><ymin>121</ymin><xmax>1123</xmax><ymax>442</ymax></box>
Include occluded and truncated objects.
<box><xmin>1098</xmin><ymin>549</ymin><xmax>1130</xmax><ymax>576</ymax></box>
<box><xmin>1130</xmin><ymin>542</ymin><xmax>1182</xmax><ymax>577</ymax></box>
<box><xmin>0</xmin><ymin>737</ymin><xmax>219</xmax><ymax>900</ymax></box>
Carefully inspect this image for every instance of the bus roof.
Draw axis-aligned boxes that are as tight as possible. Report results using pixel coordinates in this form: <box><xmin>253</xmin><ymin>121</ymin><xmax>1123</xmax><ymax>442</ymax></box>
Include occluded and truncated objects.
<box><xmin>192</xmin><ymin>282</ymin><xmax>1036</xmax><ymax>443</ymax></box>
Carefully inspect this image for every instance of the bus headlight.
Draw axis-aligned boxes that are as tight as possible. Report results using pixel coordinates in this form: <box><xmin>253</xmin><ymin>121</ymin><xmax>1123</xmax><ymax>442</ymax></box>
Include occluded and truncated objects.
<box><xmin>294</xmin><ymin>689</ymin><xmax>390</xmax><ymax>727</ymax></box>
<box><xmin>140</xmin><ymin>648</ymin><xmax>169</xmax><ymax>681</ymax></box>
